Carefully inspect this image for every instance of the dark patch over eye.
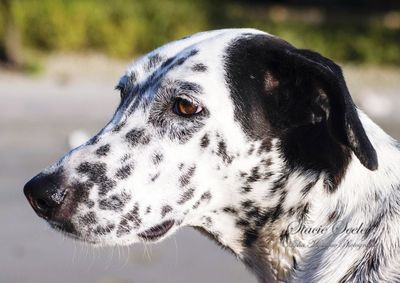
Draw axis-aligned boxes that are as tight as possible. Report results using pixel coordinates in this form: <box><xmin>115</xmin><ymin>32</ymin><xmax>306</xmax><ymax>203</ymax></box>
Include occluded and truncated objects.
<box><xmin>172</xmin><ymin>96</ymin><xmax>203</xmax><ymax>117</ymax></box>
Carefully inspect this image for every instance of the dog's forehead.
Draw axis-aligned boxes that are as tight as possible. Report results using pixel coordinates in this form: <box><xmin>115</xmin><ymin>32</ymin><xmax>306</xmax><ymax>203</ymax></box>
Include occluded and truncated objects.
<box><xmin>117</xmin><ymin>28</ymin><xmax>268</xmax><ymax>89</ymax></box>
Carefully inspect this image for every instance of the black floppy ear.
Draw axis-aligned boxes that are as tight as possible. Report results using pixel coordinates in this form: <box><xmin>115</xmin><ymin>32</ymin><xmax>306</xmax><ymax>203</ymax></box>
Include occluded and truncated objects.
<box><xmin>264</xmin><ymin>48</ymin><xmax>378</xmax><ymax>171</ymax></box>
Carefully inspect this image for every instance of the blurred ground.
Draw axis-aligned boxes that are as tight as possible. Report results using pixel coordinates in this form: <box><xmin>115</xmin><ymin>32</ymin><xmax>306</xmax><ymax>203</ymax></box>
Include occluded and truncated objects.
<box><xmin>0</xmin><ymin>54</ymin><xmax>399</xmax><ymax>283</ymax></box>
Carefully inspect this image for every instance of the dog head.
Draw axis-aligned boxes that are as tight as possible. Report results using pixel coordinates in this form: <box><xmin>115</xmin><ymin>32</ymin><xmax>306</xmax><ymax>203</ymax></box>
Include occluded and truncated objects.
<box><xmin>24</xmin><ymin>29</ymin><xmax>377</xmax><ymax>251</ymax></box>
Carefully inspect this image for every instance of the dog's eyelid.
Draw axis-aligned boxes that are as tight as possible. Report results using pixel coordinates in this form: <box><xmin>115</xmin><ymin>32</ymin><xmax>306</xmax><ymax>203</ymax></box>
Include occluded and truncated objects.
<box><xmin>176</xmin><ymin>93</ymin><xmax>195</xmax><ymax>101</ymax></box>
<box><xmin>175</xmin><ymin>94</ymin><xmax>203</xmax><ymax>107</ymax></box>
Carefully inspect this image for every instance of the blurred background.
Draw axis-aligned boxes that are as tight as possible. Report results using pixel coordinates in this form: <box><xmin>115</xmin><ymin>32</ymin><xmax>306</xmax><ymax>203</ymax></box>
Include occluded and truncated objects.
<box><xmin>0</xmin><ymin>1</ymin><xmax>399</xmax><ymax>283</ymax></box>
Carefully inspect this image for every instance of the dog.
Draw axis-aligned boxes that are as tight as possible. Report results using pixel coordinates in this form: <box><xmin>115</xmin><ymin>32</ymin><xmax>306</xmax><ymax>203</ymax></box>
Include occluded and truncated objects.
<box><xmin>24</xmin><ymin>29</ymin><xmax>400</xmax><ymax>283</ymax></box>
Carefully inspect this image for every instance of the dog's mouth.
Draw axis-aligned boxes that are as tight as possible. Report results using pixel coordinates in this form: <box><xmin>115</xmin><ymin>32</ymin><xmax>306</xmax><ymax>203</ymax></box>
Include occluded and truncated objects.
<box><xmin>137</xmin><ymin>220</ymin><xmax>175</xmax><ymax>241</ymax></box>
<box><xmin>48</xmin><ymin>220</ymin><xmax>87</xmax><ymax>241</ymax></box>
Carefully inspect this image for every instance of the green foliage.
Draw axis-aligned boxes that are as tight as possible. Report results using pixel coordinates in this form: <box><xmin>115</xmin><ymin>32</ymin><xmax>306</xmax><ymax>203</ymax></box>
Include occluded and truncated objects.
<box><xmin>0</xmin><ymin>0</ymin><xmax>399</xmax><ymax>65</ymax></box>
<box><xmin>2</xmin><ymin>0</ymin><xmax>209</xmax><ymax>57</ymax></box>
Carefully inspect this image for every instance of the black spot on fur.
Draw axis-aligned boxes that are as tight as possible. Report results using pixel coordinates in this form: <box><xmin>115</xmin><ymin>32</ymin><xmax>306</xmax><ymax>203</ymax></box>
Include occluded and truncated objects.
<box><xmin>189</xmin><ymin>49</ymin><xmax>199</xmax><ymax>56</ymax></box>
<box><xmin>297</xmin><ymin>203</ymin><xmax>310</xmax><ymax>222</ymax></box>
<box><xmin>117</xmin><ymin>220</ymin><xmax>131</xmax><ymax>237</ymax></box>
<box><xmin>236</xmin><ymin>219</ymin><xmax>250</xmax><ymax>227</ymax></box>
<box><xmin>150</xmin><ymin>172</ymin><xmax>160</xmax><ymax>182</ymax></box>
<box><xmin>200</xmin><ymin>134</ymin><xmax>210</xmax><ymax>148</ymax></box>
<box><xmin>126</xmin><ymin>205</ymin><xmax>140</xmax><ymax>223</ymax></box>
<box><xmin>258</xmin><ymin>139</ymin><xmax>272</xmax><ymax>154</ymax></box>
<box><xmin>117</xmin><ymin>203</ymin><xmax>141</xmax><ymax>236</ymax></box>
<box><xmin>241</xmin><ymin>200</ymin><xmax>255</xmax><ymax>209</ymax></box>
<box><xmin>146</xmin><ymin>53</ymin><xmax>163</xmax><ymax>71</ymax></box>
<box><xmin>95</xmin><ymin>144</ymin><xmax>110</xmax><ymax>157</ymax></box>
<box><xmin>241</xmin><ymin>185</ymin><xmax>253</xmax><ymax>193</ymax></box>
<box><xmin>76</xmin><ymin>162</ymin><xmax>116</xmax><ymax>196</ymax></box>
<box><xmin>79</xmin><ymin>211</ymin><xmax>97</xmax><ymax>226</ymax></box>
<box><xmin>141</xmin><ymin>135</ymin><xmax>151</xmax><ymax>145</ymax></box>
<box><xmin>239</xmin><ymin>200</ymin><xmax>288</xmax><ymax>247</ymax></box>
<box><xmin>158</xmin><ymin>49</ymin><xmax>198</xmax><ymax>75</ymax></box>
<box><xmin>115</xmin><ymin>164</ymin><xmax>133</xmax><ymax>180</ymax></box>
<box><xmin>247</xmin><ymin>144</ymin><xmax>255</xmax><ymax>155</ymax></box>
<box><xmin>77</xmin><ymin>162</ymin><xmax>106</xmax><ymax>182</ymax></box>
<box><xmin>192</xmin><ymin>200</ymin><xmax>201</xmax><ymax>209</ymax></box>
<box><xmin>279</xmin><ymin>229</ymin><xmax>290</xmax><ymax>243</ymax></box>
<box><xmin>201</xmin><ymin>191</ymin><xmax>212</xmax><ymax>201</ymax></box>
<box><xmin>125</xmin><ymin>129</ymin><xmax>150</xmax><ymax>147</ymax></box>
<box><xmin>243</xmin><ymin>228</ymin><xmax>259</xmax><ymax>247</ymax></box>
<box><xmin>99</xmin><ymin>180</ymin><xmax>116</xmax><ymax>196</ymax></box>
<box><xmin>279</xmin><ymin>189</ymin><xmax>287</xmax><ymax>202</ymax></box>
<box><xmin>69</xmin><ymin>181</ymin><xmax>93</xmax><ymax>206</ymax></box>
<box><xmin>177</xmin><ymin>188</ymin><xmax>195</xmax><ymax>204</ymax></box>
<box><xmin>145</xmin><ymin>206</ymin><xmax>151</xmax><ymax>214</ymax></box>
<box><xmin>179</xmin><ymin>165</ymin><xmax>196</xmax><ymax>187</ymax></box>
<box><xmin>217</xmin><ymin>140</ymin><xmax>233</xmax><ymax>164</ymax></box>
<box><xmin>161</xmin><ymin>205</ymin><xmax>173</xmax><ymax>218</ymax></box>
<box><xmin>152</xmin><ymin>153</ymin><xmax>164</xmax><ymax>165</ymax></box>
<box><xmin>261</xmin><ymin>158</ymin><xmax>272</xmax><ymax>168</ymax></box>
<box><xmin>269</xmin><ymin>174</ymin><xmax>289</xmax><ymax>195</ymax></box>
<box><xmin>99</xmin><ymin>193</ymin><xmax>130</xmax><ymax>211</ymax></box>
<box><xmin>192</xmin><ymin>63</ymin><xmax>207</xmax><ymax>72</ymax></box>
<box><xmin>160</xmin><ymin>57</ymin><xmax>175</xmax><ymax>70</ymax></box>
<box><xmin>121</xmin><ymin>154</ymin><xmax>131</xmax><ymax>162</ymax></box>
<box><xmin>86</xmin><ymin>200</ymin><xmax>95</xmax><ymax>208</ymax></box>
<box><xmin>247</xmin><ymin>166</ymin><xmax>261</xmax><ymax>183</ymax></box>
<box><xmin>192</xmin><ymin>191</ymin><xmax>212</xmax><ymax>209</ymax></box>
<box><xmin>112</xmin><ymin>120</ymin><xmax>127</xmax><ymax>133</ymax></box>
<box><xmin>223</xmin><ymin>206</ymin><xmax>238</xmax><ymax>214</ymax></box>
<box><xmin>246</xmin><ymin>206</ymin><xmax>261</xmax><ymax>219</ymax></box>
<box><xmin>327</xmin><ymin>210</ymin><xmax>339</xmax><ymax>223</ymax></box>
<box><xmin>204</xmin><ymin>216</ymin><xmax>213</xmax><ymax>227</ymax></box>
<box><xmin>175</xmin><ymin>57</ymin><xmax>186</xmax><ymax>67</ymax></box>
<box><xmin>94</xmin><ymin>224</ymin><xmax>115</xmax><ymax>235</ymax></box>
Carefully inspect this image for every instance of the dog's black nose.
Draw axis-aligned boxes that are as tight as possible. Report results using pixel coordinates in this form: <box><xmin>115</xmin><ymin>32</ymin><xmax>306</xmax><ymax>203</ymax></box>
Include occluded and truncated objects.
<box><xmin>24</xmin><ymin>171</ymin><xmax>66</xmax><ymax>220</ymax></box>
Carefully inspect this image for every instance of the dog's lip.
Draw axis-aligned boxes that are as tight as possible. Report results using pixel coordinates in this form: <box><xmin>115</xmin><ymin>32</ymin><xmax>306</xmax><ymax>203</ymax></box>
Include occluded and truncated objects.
<box><xmin>49</xmin><ymin>220</ymin><xmax>83</xmax><ymax>239</ymax></box>
<box><xmin>137</xmin><ymin>220</ymin><xmax>175</xmax><ymax>241</ymax></box>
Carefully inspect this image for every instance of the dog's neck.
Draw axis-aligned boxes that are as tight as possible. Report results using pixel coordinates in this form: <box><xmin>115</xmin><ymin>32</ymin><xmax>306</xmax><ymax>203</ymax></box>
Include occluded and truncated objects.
<box><xmin>198</xmin><ymin>113</ymin><xmax>400</xmax><ymax>283</ymax></box>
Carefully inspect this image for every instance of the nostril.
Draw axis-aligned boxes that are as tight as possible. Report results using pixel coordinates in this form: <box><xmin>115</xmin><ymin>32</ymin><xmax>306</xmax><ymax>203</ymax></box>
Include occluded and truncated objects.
<box><xmin>35</xmin><ymin>198</ymin><xmax>52</xmax><ymax>215</ymax></box>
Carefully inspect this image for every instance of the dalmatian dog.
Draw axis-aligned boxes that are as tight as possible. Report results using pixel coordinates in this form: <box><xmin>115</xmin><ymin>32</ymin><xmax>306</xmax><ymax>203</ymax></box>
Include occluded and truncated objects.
<box><xmin>24</xmin><ymin>29</ymin><xmax>400</xmax><ymax>283</ymax></box>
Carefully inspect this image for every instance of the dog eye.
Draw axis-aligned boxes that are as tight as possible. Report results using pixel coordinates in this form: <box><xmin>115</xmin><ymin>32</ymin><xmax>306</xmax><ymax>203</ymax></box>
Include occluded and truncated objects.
<box><xmin>173</xmin><ymin>97</ymin><xmax>203</xmax><ymax>117</ymax></box>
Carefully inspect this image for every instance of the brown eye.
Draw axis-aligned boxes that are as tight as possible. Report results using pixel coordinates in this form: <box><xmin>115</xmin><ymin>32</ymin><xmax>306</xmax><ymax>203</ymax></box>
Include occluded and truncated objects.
<box><xmin>173</xmin><ymin>97</ymin><xmax>203</xmax><ymax>117</ymax></box>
